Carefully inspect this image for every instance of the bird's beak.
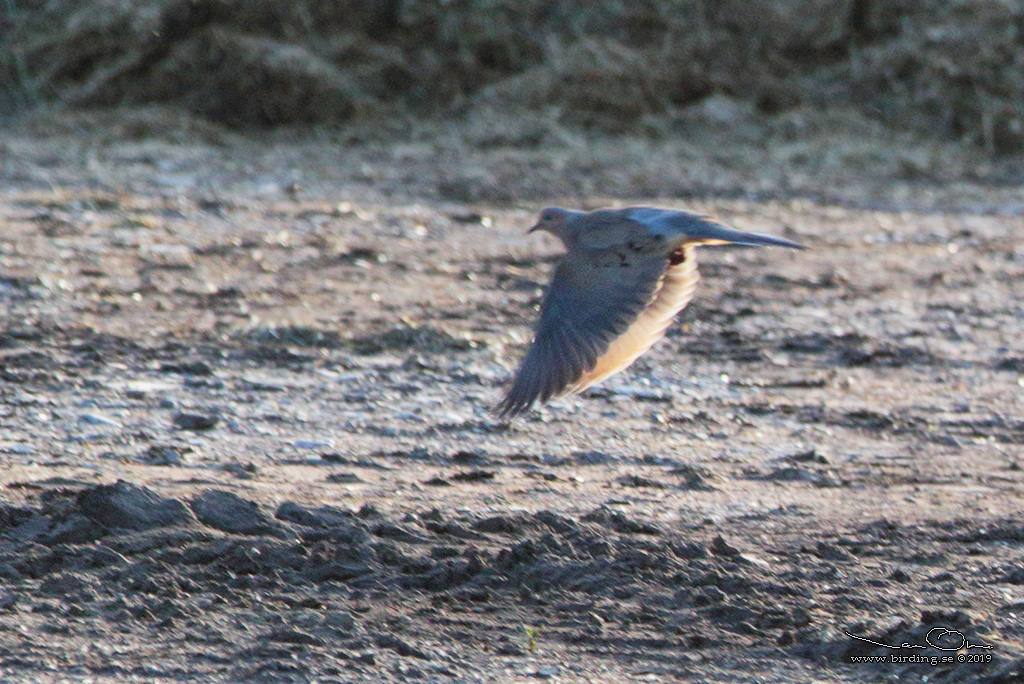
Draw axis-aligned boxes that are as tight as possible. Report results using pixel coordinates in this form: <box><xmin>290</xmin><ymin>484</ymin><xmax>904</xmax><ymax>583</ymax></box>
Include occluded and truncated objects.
<box><xmin>685</xmin><ymin>219</ymin><xmax>804</xmax><ymax>249</ymax></box>
<box><xmin>528</xmin><ymin>223</ymin><xmax>544</xmax><ymax>234</ymax></box>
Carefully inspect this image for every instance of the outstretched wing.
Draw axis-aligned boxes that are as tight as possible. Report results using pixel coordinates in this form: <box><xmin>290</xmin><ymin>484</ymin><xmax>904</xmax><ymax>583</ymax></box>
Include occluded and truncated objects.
<box><xmin>568</xmin><ymin>245</ymin><xmax>698</xmax><ymax>394</ymax></box>
<box><xmin>497</xmin><ymin>231</ymin><xmax>698</xmax><ymax>418</ymax></box>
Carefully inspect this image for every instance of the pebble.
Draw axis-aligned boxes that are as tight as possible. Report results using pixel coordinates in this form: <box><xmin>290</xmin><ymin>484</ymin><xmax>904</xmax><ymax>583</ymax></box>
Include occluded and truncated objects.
<box><xmin>172</xmin><ymin>412</ymin><xmax>220</xmax><ymax>431</ymax></box>
<box><xmin>120</xmin><ymin>380</ymin><xmax>179</xmax><ymax>398</ymax></box>
<box><xmin>326</xmin><ymin>472</ymin><xmax>363</xmax><ymax>484</ymax></box>
<box><xmin>263</xmin><ymin>627</ymin><xmax>326</xmax><ymax>647</ymax></box>
<box><xmin>293</xmin><ymin>439</ymin><xmax>332</xmax><ymax>449</ymax></box>
<box><xmin>815</xmin><ymin>541</ymin><xmax>856</xmax><ymax>562</ymax></box>
<box><xmin>78</xmin><ymin>413</ymin><xmax>122</xmax><ymax>428</ymax></box>
<box><xmin>610</xmin><ymin>386</ymin><xmax>673</xmax><ymax>402</ymax></box>
<box><xmin>736</xmin><ymin>553</ymin><xmax>772</xmax><ymax>569</ymax></box>
<box><xmin>375</xmin><ymin>634</ymin><xmax>431</xmax><ymax>660</ymax></box>
<box><xmin>141</xmin><ymin>445</ymin><xmax>191</xmax><ymax>466</ymax></box>
<box><xmin>573</xmin><ymin>451</ymin><xmax>615</xmax><ymax>465</ymax></box>
<box><xmin>324</xmin><ymin>610</ymin><xmax>358</xmax><ymax>632</ymax></box>
<box><xmin>710</xmin><ymin>534</ymin><xmax>741</xmax><ymax>557</ymax></box>
<box><xmin>766</xmin><ymin>466</ymin><xmax>817</xmax><ymax>482</ymax></box>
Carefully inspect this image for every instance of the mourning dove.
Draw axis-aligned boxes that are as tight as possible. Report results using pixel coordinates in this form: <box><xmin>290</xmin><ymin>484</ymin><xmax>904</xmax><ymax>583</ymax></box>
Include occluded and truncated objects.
<box><xmin>497</xmin><ymin>206</ymin><xmax>803</xmax><ymax>418</ymax></box>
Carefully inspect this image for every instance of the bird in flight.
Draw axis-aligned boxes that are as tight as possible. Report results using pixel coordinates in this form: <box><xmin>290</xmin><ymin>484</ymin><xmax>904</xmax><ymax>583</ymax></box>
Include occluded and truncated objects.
<box><xmin>496</xmin><ymin>206</ymin><xmax>803</xmax><ymax>418</ymax></box>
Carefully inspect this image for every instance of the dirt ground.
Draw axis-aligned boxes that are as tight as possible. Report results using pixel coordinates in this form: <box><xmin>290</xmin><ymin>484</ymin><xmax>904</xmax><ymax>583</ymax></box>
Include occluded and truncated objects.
<box><xmin>1</xmin><ymin>109</ymin><xmax>1023</xmax><ymax>683</ymax></box>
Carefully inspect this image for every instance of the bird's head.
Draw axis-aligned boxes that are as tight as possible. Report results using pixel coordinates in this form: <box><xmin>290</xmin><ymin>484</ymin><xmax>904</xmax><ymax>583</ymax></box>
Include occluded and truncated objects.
<box><xmin>529</xmin><ymin>207</ymin><xmax>574</xmax><ymax>241</ymax></box>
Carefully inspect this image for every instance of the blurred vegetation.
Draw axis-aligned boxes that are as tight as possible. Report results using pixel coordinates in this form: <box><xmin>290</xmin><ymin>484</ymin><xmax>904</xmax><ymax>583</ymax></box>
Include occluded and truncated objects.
<box><xmin>2</xmin><ymin>0</ymin><xmax>1024</xmax><ymax>153</ymax></box>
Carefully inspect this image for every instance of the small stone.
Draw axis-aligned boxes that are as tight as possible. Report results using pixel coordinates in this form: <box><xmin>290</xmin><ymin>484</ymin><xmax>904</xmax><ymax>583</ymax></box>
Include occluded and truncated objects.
<box><xmin>141</xmin><ymin>445</ymin><xmax>192</xmax><ymax>466</ymax></box>
<box><xmin>79</xmin><ymin>413</ymin><xmax>122</xmax><ymax>428</ymax></box>
<box><xmin>223</xmin><ymin>462</ymin><xmax>258</xmax><ymax>479</ymax></box>
<box><xmin>263</xmin><ymin>628</ymin><xmax>326</xmax><ymax>647</ymax></box>
<box><xmin>670</xmin><ymin>464</ymin><xmax>717</xmax><ymax>491</ymax></box>
<box><xmin>889</xmin><ymin>568</ymin><xmax>912</xmax><ymax>583</ymax></box>
<box><xmin>324</xmin><ymin>610</ymin><xmax>357</xmax><ymax>632</ymax></box>
<box><xmin>709</xmin><ymin>534</ymin><xmax>741</xmax><ymax>557</ymax></box>
<box><xmin>159</xmin><ymin>361</ymin><xmax>213</xmax><ymax>376</ymax></box>
<box><xmin>375</xmin><ymin>634</ymin><xmax>431</xmax><ymax>660</ymax></box>
<box><xmin>671</xmin><ymin>542</ymin><xmax>709</xmax><ymax>559</ymax></box>
<box><xmin>450</xmin><ymin>470</ymin><xmax>495</xmax><ymax>483</ymax></box>
<box><xmin>736</xmin><ymin>553</ymin><xmax>771</xmax><ymax>569</ymax></box>
<box><xmin>766</xmin><ymin>466</ymin><xmax>816</xmax><ymax>482</ymax></box>
<box><xmin>617</xmin><ymin>474</ymin><xmax>666</xmax><ymax>489</ymax></box>
<box><xmin>326</xmin><ymin>472</ymin><xmax>363</xmax><ymax>484</ymax></box>
<box><xmin>122</xmin><ymin>380</ymin><xmax>179</xmax><ymax>398</ymax></box>
<box><xmin>815</xmin><ymin>541</ymin><xmax>856</xmax><ymax>562</ymax></box>
<box><xmin>788</xmin><ymin>448</ymin><xmax>830</xmax><ymax>464</ymax></box>
<box><xmin>573</xmin><ymin>450</ymin><xmax>615</xmax><ymax>465</ymax></box>
<box><xmin>610</xmin><ymin>386</ymin><xmax>672</xmax><ymax>402</ymax></box>
<box><xmin>496</xmin><ymin>643</ymin><xmax>525</xmax><ymax>656</ymax></box>
<box><xmin>293</xmin><ymin>439</ymin><xmax>332</xmax><ymax>449</ymax></box>
<box><xmin>172</xmin><ymin>412</ymin><xmax>219</xmax><ymax>431</ymax></box>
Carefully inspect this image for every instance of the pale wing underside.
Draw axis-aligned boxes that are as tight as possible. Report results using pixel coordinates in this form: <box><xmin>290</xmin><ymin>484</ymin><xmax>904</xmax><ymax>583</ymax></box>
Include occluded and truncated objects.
<box><xmin>568</xmin><ymin>246</ymin><xmax>698</xmax><ymax>393</ymax></box>
<box><xmin>497</xmin><ymin>241</ymin><xmax>698</xmax><ymax>418</ymax></box>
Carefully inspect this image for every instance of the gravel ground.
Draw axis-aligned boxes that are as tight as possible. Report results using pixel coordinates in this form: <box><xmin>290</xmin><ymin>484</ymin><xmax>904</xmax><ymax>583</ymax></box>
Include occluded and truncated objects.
<box><xmin>0</xmin><ymin>111</ymin><xmax>1023</xmax><ymax>683</ymax></box>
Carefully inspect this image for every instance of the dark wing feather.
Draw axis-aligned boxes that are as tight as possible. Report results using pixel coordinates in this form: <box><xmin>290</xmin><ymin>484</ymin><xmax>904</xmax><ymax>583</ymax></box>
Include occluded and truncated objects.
<box><xmin>497</xmin><ymin>241</ymin><xmax>671</xmax><ymax>418</ymax></box>
<box><xmin>567</xmin><ymin>245</ymin><xmax>698</xmax><ymax>395</ymax></box>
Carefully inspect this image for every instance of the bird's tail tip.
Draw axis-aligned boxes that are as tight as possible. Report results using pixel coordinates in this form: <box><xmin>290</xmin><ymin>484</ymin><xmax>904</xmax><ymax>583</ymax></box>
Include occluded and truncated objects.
<box><xmin>734</xmin><ymin>232</ymin><xmax>805</xmax><ymax>250</ymax></box>
<box><xmin>684</xmin><ymin>217</ymin><xmax>805</xmax><ymax>250</ymax></box>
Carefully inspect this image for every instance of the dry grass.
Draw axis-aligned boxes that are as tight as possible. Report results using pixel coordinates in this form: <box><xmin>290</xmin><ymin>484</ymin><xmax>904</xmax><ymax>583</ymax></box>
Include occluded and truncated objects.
<box><xmin>2</xmin><ymin>0</ymin><xmax>1024</xmax><ymax>152</ymax></box>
